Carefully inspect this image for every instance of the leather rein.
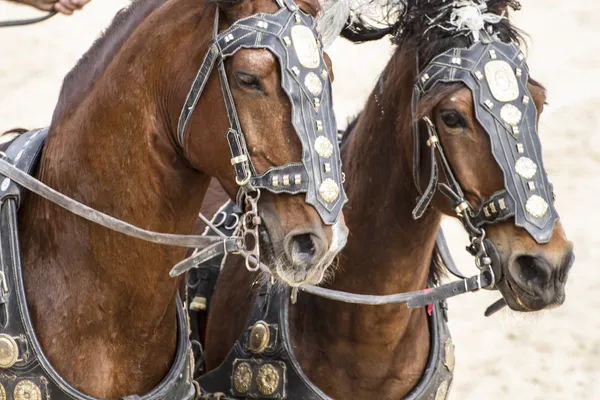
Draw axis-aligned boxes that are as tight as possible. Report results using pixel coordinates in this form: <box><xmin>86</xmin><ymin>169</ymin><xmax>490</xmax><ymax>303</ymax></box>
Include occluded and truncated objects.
<box><xmin>0</xmin><ymin>10</ymin><xmax>57</xmax><ymax>28</ymax></box>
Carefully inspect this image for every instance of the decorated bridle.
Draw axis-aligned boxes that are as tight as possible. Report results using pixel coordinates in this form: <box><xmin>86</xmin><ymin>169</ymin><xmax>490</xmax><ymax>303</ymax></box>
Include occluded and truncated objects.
<box><xmin>176</xmin><ymin>0</ymin><xmax>347</xmax><ymax>271</ymax></box>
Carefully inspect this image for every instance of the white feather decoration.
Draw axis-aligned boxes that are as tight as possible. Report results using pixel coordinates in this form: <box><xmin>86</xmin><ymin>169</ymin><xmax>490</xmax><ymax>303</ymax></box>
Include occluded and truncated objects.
<box><xmin>317</xmin><ymin>0</ymin><xmax>351</xmax><ymax>48</ymax></box>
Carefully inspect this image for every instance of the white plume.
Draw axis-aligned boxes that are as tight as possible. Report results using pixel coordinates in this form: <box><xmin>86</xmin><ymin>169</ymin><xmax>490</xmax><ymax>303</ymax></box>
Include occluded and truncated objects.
<box><xmin>449</xmin><ymin>1</ymin><xmax>505</xmax><ymax>42</ymax></box>
<box><xmin>317</xmin><ymin>0</ymin><xmax>351</xmax><ymax>48</ymax></box>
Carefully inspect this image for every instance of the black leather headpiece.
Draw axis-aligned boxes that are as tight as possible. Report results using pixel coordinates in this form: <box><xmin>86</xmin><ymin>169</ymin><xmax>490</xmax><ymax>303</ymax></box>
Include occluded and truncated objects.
<box><xmin>413</xmin><ymin>39</ymin><xmax>558</xmax><ymax>243</ymax></box>
<box><xmin>178</xmin><ymin>0</ymin><xmax>346</xmax><ymax>225</ymax></box>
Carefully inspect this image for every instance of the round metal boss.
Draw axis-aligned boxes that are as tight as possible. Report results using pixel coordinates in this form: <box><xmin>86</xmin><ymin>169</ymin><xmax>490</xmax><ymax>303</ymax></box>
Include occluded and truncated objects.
<box><xmin>0</xmin><ymin>383</ymin><xmax>6</xmax><ymax>400</ymax></box>
<box><xmin>233</xmin><ymin>362</ymin><xmax>252</xmax><ymax>394</ymax></box>
<box><xmin>248</xmin><ymin>321</ymin><xmax>270</xmax><ymax>353</ymax></box>
<box><xmin>14</xmin><ymin>380</ymin><xmax>42</xmax><ymax>400</ymax></box>
<box><xmin>256</xmin><ymin>364</ymin><xmax>279</xmax><ymax>395</ymax></box>
<box><xmin>0</xmin><ymin>334</ymin><xmax>19</xmax><ymax>369</ymax></box>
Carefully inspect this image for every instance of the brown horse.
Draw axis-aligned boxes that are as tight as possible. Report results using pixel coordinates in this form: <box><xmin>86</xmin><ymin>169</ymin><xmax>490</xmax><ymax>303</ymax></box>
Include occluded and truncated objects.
<box><xmin>14</xmin><ymin>0</ymin><xmax>346</xmax><ymax>398</ymax></box>
<box><xmin>201</xmin><ymin>1</ymin><xmax>575</xmax><ymax>399</ymax></box>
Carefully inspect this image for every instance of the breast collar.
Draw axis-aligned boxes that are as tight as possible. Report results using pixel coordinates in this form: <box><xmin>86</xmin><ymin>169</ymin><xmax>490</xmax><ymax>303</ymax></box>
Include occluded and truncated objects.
<box><xmin>193</xmin><ymin>202</ymin><xmax>455</xmax><ymax>400</ymax></box>
<box><xmin>0</xmin><ymin>129</ymin><xmax>196</xmax><ymax>400</ymax></box>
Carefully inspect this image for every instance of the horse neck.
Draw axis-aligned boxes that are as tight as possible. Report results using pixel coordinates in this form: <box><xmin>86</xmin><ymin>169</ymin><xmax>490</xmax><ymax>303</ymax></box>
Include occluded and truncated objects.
<box><xmin>17</xmin><ymin>2</ymin><xmax>216</xmax><ymax>396</ymax></box>
<box><xmin>290</xmin><ymin>48</ymin><xmax>442</xmax><ymax>398</ymax></box>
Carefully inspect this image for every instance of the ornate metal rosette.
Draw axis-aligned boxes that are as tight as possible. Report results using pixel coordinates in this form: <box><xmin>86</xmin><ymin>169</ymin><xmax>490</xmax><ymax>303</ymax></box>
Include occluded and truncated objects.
<box><xmin>515</xmin><ymin>157</ymin><xmax>537</xmax><ymax>179</ymax></box>
<box><xmin>304</xmin><ymin>72</ymin><xmax>323</xmax><ymax>96</ymax></box>
<box><xmin>444</xmin><ymin>339</ymin><xmax>455</xmax><ymax>372</ymax></box>
<box><xmin>0</xmin><ymin>334</ymin><xmax>19</xmax><ymax>369</ymax></box>
<box><xmin>233</xmin><ymin>362</ymin><xmax>253</xmax><ymax>394</ymax></box>
<box><xmin>248</xmin><ymin>321</ymin><xmax>270</xmax><ymax>353</ymax></box>
<box><xmin>435</xmin><ymin>380</ymin><xmax>450</xmax><ymax>400</ymax></box>
<box><xmin>14</xmin><ymin>380</ymin><xmax>42</xmax><ymax>400</ymax></box>
<box><xmin>314</xmin><ymin>136</ymin><xmax>333</xmax><ymax>158</ymax></box>
<box><xmin>318</xmin><ymin>178</ymin><xmax>340</xmax><ymax>203</ymax></box>
<box><xmin>256</xmin><ymin>364</ymin><xmax>279</xmax><ymax>395</ymax></box>
<box><xmin>500</xmin><ymin>104</ymin><xmax>522</xmax><ymax>126</ymax></box>
<box><xmin>526</xmin><ymin>195</ymin><xmax>549</xmax><ymax>218</ymax></box>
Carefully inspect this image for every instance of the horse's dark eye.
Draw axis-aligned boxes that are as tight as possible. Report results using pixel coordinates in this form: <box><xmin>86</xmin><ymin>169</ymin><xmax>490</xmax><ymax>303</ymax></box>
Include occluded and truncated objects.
<box><xmin>440</xmin><ymin>110</ymin><xmax>467</xmax><ymax>129</ymax></box>
<box><xmin>236</xmin><ymin>72</ymin><xmax>263</xmax><ymax>92</ymax></box>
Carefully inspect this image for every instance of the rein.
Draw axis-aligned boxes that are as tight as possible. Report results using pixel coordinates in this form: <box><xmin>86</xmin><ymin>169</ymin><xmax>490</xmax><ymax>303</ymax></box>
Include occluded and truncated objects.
<box><xmin>0</xmin><ymin>10</ymin><xmax>57</xmax><ymax>28</ymax></box>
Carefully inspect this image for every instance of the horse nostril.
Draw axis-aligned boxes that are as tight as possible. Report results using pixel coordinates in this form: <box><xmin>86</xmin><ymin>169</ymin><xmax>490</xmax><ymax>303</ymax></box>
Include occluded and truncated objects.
<box><xmin>289</xmin><ymin>234</ymin><xmax>317</xmax><ymax>265</ymax></box>
<box><xmin>513</xmin><ymin>255</ymin><xmax>552</xmax><ymax>288</ymax></box>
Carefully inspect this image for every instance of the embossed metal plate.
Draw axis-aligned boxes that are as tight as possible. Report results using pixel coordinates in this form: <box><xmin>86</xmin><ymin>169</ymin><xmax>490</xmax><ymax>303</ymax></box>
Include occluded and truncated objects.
<box><xmin>484</xmin><ymin>60</ymin><xmax>519</xmax><ymax>102</ymax></box>
<box><xmin>291</xmin><ymin>25</ymin><xmax>320</xmax><ymax>69</ymax></box>
<box><xmin>14</xmin><ymin>380</ymin><xmax>42</xmax><ymax>400</ymax></box>
<box><xmin>257</xmin><ymin>364</ymin><xmax>280</xmax><ymax>395</ymax></box>
<box><xmin>0</xmin><ymin>334</ymin><xmax>19</xmax><ymax>369</ymax></box>
<box><xmin>248</xmin><ymin>321</ymin><xmax>270</xmax><ymax>353</ymax></box>
<box><xmin>233</xmin><ymin>362</ymin><xmax>253</xmax><ymax>394</ymax></box>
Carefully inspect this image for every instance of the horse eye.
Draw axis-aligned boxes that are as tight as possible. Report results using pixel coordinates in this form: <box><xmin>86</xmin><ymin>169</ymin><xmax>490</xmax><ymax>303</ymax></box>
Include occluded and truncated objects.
<box><xmin>235</xmin><ymin>72</ymin><xmax>263</xmax><ymax>92</ymax></box>
<box><xmin>440</xmin><ymin>110</ymin><xmax>467</xmax><ymax>129</ymax></box>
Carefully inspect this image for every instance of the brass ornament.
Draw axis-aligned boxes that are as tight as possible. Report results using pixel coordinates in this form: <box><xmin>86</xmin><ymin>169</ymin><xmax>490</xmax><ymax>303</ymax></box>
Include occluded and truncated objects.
<box><xmin>484</xmin><ymin>60</ymin><xmax>520</xmax><ymax>102</ymax></box>
<box><xmin>233</xmin><ymin>362</ymin><xmax>253</xmax><ymax>394</ymax></box>
<box><xmin>256</xmin><ymin>364</ymin><xmax>279</xmax><ymax>395</ymax></box>
<box><xmin>500</xmin><ymin>104</ymin><xmax>522</xmax><ymax>126</ymax></box>
<box><xmin>304</xmin><ymin>72</ymin><xmax>323</xmax><ymax>96</ymax></box>
<box><xmin>318</xmin><ymin>179</ymin><xmax>340</xmax><ymax>203</ymax></box>
<box><xmin>248</xmin><ymin>321</ymin><xmax>270</xmax><ymax>353</ymax></box>
<box><xmin>314</xmin><ymin>136</ymin><xmax>333</xmax><ymax>158</ymax></box>
<box><xmin>0</xmin><ymin>334</ymin><xmax>19</xmax><ymax>369</ymax></box>
<box><xmin>435</xmin><ymin>380</ymin><xmax>450</xmax><ymax>400</ymax></box>
<box><xmin>14</xmin><ymin>380</ymin><xmax>42</xmax><ymax>400</ymax></box>
<box><xmin>444</xmin><ymin>339</ymin><xmax>455</xmax><ymax>372</ymax></box>
<box><xmin>515</xmin><ymin>157</ymin><xmax>537</xmax><ymax>179</ymax></box>
<box><xmin>290</xmin><ymin>25</ymin><xmax>320</xmax><ymax>69</ymax></box>
<box><xmin>526</xmin><ymin>195</ymin><xmax>549</xmax><ymax>218</ymax></box>
<box><xmin>0</xmin><ymin>383</ymin><xmax>6</xmax><ymax>400</ymax></box>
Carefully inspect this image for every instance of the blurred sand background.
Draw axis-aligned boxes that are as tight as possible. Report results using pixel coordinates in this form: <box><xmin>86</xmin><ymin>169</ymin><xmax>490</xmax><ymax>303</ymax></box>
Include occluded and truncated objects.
<box><xmin>0</xmin><ymin>1</ymin><xmax>598</xmax><ymax>399</ymax></box>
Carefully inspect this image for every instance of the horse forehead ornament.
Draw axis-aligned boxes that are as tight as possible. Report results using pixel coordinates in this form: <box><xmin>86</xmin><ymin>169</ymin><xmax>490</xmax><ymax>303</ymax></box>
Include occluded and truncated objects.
<box><xmin>413</xmin><ymin>0</ymin><xmax>558</xmax><ymax>245</ymax></box>
<box><xmin>178</xmin><ymin>0</ymin><xmax>346</xmax><ymax>227</ymax></box>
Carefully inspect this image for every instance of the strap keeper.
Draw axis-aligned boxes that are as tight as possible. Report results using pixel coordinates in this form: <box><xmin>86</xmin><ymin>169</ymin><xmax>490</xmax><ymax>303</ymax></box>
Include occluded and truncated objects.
<box><xmin>426</xmin><ymin>136</ymin><xmax>439</xmax><ymax>147</ymax></box>
<box><xmin>230</xmin><ymin>155</ymin><xmax>248</xmax><ymax>165</ymax></box>
<box><xmin>454</xmin><ymin>201</ymin><xmax>469</xmax><ymax>215</ymax></box>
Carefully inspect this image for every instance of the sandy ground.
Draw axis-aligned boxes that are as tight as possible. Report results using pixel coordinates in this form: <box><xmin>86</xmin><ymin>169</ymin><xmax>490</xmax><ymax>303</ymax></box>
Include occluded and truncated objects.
<box><xmin>1</xmin><ymin>1</ymin><xmax>598</xmax><ymax>399</ymax></box>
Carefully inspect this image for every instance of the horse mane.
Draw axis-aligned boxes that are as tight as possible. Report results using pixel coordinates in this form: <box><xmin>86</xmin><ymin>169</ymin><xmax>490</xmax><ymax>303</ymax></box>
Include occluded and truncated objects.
<box><xmin>51</xmin><ymin>0</ymin><xmax>166</xmax><ymax>126</ymax></box>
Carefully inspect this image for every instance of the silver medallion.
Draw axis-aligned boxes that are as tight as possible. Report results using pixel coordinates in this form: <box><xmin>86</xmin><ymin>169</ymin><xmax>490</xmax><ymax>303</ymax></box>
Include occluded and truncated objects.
<box><xmin>314</xmin><ymin>136</ymin><xmax>333</xmax><ymax>158</ymax></box>
<box><xmin>515</xmin><ymin>157</ymin><xmax>537</xmax><ymax>179</ymax></box>
<box><xmin>319</xmin><ymin>179</ymin><xmax>340</xmax><ymax>203</ymax></box>
<box><xmin>291</xmin><ymin>25</ymin><xmax>320</xmax><ymax>69</ymax></box>
<box><xmin>526</xmin><ymin>195</ymin><xmax>549</xmax><ymax>218</ymax></box>
<box><xmin>484</xmin><ymin>60</ymin><xmax>520</xmax><ymax>102</ymax></box>
<box><xmin>304</xmin><ymin>72</ymin><xmax>323</xmax><ymax>96</ymax></box>
<box><xmin>500</xmin><ymin>104</ymin><xmax>522</xmax><ymax>126</ymax></box>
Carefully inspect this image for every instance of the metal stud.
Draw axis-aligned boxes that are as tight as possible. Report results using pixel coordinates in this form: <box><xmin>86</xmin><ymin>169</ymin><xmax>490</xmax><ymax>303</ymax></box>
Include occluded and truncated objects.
<box><xmin>490</xmin><ymin>203</ymin><xmax>497</xmax><ymax>214</ymax></box>
<box><xmin>225</xmin><ymin>33</ymin><xmax>234</xmax><ymax>43</ymax></box>
<box><xmin>516</xmin><ymin>143</ymin><xmax>524</xmax><ymax>154</ymax></box>
<box><xmin>272</xmin><ymin>176</ymin><xmax>279</xmax><ymax>187</ymax></box>
<box><xmin>316</xmin><ymin>120</ymin><xmax>323</xmax><ymax>131</ymax></box>
<box><xmin>451</xmin><ymin>57</ymin><xmax>461</xmax><ymax>65</ymax></box>
<box><xmin>512</xmin><ymin>126</ymin><xmax>520</xmax><ymax>136</ymax></box>
<box><xmin>528</xmin><ymin>181</ymin><xmax>536</xmax><ymax>191</ymax></box>
<box><xmin>515</xmin><ymin>68</ymin><xmax>522</xmax><ymax>78</ymax></box>
<box><xmin>489</xmin><ymin>49</ymin><xmax>497</xmax><ymax>59</ymax></box>
<box><xmin>323</xmin><ymin>163</ymin><xmax>331</xmax><ymax>173</ymax></box>
<box><xmin>248</xmin><ymin>321</ymin><xmax>270</xmax><ymax>353</ymax></box>
<box><xmin>295</xmin><ymin>14</ymin><xmax>301</xmax><ymax>23</ymax></box>
<box><xmin>321</xmin><ymin>69</ymin><xmax>328</xmax><ymax>79</ymax></box>
<box><xmin>283</xmin><ymin>175</ymin><xmax>290</xmax><ymax>186</ymax></box>
<box><xmin>475</xmin><ymin>71</ymin><xmax>484</xmax><ymax>80</ymax></box>
<box><xmin>283</xmin><ymin>36</ymin><xmax>291</xmax><ymax>46</ymax></box>
<box><xmin>314</xmin><ymin>98</ymin><xmax>321</xmax><ymax>110</ymax></box>
<box><xmin>257</xmin><ymin>21</ymin><xmax>269</xmax><ymax>29</ymax></box>
<box><xmin>498</xmin><ymin>198</ymin><xmax>507</xmax><ymax>210</ymax></box>
<box><xmin>294</xmin><ymin>174</ymin><xmax>302</xmax><ymax>185</ymax></box>
<box><xmin>421</xmin><ymin>73</ymin><xmax>430</xmax><ymax>83</ymax></box>
<box><xmin>0</xmin><ymin>179</ymin><xmax>9</xmax><ymax>192</ymax></box>
<box><xmin>484</xmin><ymin>206</ymin><xmax>491</xmax><ymax>217</ymax></box>
<box><xmin>518</xmin><ymin>52</ymin><xmax>525</xmax><ymax>61</ymax></box>
<box><xmin>291</xmin><ymin>66</ymin><xmax>300</xmax><ymax>76</ymax></box>
<box><xmin>523</xmin><ymin>95</ymin><xmax>530</xmax><ymax>105</ymax></box>
<box><xmin>484</xmin><ymin>100</ymin><xmax>494</xmax><ymax>109</ymax></box>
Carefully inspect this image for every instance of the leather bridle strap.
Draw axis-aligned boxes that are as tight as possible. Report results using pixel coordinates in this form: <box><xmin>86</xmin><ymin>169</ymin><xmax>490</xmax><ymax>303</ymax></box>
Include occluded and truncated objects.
<box><xmin>0</xmin><ymin>10</ymin><xmax>57</xmax><ymax>28</ymax></box>
<box><xmin>0</xmin><ymin>156</ymin><xmax>239</xmax><ymax>250</ymax></box>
